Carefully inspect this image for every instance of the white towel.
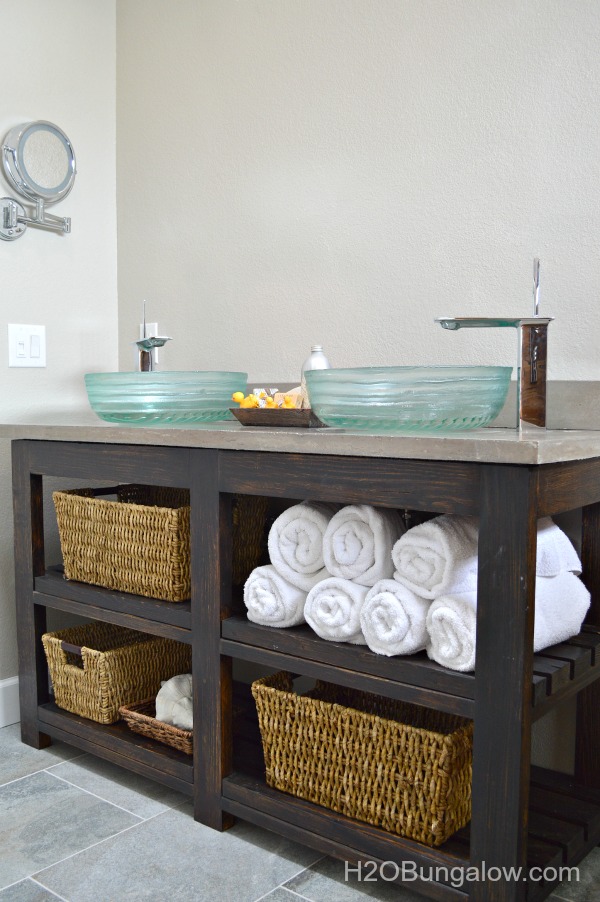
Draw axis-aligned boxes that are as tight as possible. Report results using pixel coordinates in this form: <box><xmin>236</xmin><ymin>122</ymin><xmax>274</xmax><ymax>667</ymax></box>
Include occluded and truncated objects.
<box><xmin>244</xmin><ymin>565</ymin><xmax>307</xmax><ymax>628</ymax></box>
<box><xmin>268</xmin><ymin>501</ymin><xmax>336</xmax><ymax>591</ymax></box>
<box><xmin>322</xmin><ymin>505</ymin><xmax>405</xmax><ymax>587</ymax></box>
<box><xmin>392</xmin><ymin>515</ymin><xmax>479</xmax><ymax>599</ymax></box>
<box><xmin>426</xmin><ymin>572</ymin><xmax>591</xmax><ymax>672</ymax></box>
<box><xmin>536</xmin><ymin>517</ymin><xmax>582</xmax><ymax>576</ymax></box>
<box><xmin>304</xmin><ymin>577</ymin><xmax>369</xmax><ymax>644</ymax></box>
<box><xmin>360</xmin><ymin>579</ymin><xmax>431</xmax><ymax>656</ymax></box>
<box><xmin>392</xmin><ymin>515</ymin><xmax>579</xmax><ymax>599</ymax></box>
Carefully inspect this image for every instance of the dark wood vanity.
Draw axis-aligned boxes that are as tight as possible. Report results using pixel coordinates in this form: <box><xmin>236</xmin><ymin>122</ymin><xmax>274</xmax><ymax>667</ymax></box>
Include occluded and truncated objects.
<box><xmin>8</xmin><ymin>421</ymin><xmax>600</xmax><ymax>902</ymax></box>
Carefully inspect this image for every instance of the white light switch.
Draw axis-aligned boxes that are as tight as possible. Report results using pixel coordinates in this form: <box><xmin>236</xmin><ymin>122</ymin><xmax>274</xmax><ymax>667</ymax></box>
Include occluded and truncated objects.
<box><xmin>8</xmin><ymin>324</ymin><xmax>46</xmax><ymax>367</ymax></box>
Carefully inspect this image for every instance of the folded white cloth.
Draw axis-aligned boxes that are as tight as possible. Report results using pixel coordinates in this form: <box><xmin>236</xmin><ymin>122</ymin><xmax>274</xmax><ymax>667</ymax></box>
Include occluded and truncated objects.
<box><xmin>322</xmin><ymin>505</ymin><xmax>405</xmax><ymax>587</ymax></box>
<box><xmin>426</xmin><ymin>571</ymin><xmax>591</xmax><ymax>672</ymax></box>
<box><xmin>360</xmin><ymin>579</ymin><xmax>431</xmax><ymax>656</ymax></box>
<box><xmin>536</xmin><ymin>517</ymin><xmax>582</xmax><ymax>576</ymax></box>
<box><xmin>156</xmin><ymin>673</ymin><xmax>193</xmax><ymax>730</ymax></box>
<box><xmin>244</xmin><ymin>565</ymin><xmax>307</xmax><ymax>628</ymax></box>
<box><xmin>304</xmin><ymin>577</ymin><xmax>370</xmax><ymax>644</ymax></box>
<box><xmin>392</xmin><ymin>515</ymin><xmax>479</xmax><ymax>599</ymax></box>
<box><xmin>268</xmin><ymin>501</ymin><xmax>336</xmax><ymax>591</ymax></box>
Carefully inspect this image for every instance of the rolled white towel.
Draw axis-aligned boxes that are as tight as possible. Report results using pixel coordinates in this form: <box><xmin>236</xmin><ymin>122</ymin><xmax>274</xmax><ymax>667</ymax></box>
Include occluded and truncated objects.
<box><xmin>268</xmin><ymin>501</ymin><xmax>336</xmax><ymax>591</ymax></box>
<box><xmin>533</xmin><ymin>571</ymin><xmax>590</xmax><ymax>648</ymax></box>
<box><xmin>322</xmin><ymin>505</ymin><xmax>405</xmax><ymax>587</ymax></box>
<box><xmin>426</xmin><ymin>571</ymin><xmax>591</xmax><ymax>672</ymax></box>
<box><xmin>244</xmin><ymin>565</ymin><xmax>307</xmax><ymax>628</ymax></box>
<box><xmin>392</xmin><ymin>515</ymin><xmax>479</xmax><ymax>599</ymax></box>
<box><xmin>156</xmin><ymin>673</ymin><xmax>193</xmax><ymax>730</ymax></box>
<box><xmin>304</xmin><ymin>577</ymin><xmax>370</xmax><ymax>644</ymax></box>
<box><xmin>536</xmin><ymin>517</ymin><xmax>582</xmax><ymax>576</ymax></box>
<box><xmin>360</xmin><ymin>579</ymin><xmax>431</xmax><ymax>656</ymax></box>
<box><xmin>426</xmin><ymin>592</ymin><xmax>478</xmax><ymax>672</ymax></box>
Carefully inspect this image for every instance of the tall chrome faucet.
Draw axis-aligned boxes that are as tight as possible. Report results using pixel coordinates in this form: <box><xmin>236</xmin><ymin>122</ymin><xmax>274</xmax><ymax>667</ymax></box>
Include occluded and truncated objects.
<box><xmin>436</xmin><ymin>260</ymin><xmax>553</xmax><ymax>430</ymax></box>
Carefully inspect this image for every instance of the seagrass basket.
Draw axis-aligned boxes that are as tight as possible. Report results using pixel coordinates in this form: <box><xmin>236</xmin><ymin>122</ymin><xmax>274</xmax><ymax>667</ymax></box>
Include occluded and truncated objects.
<box><xmin>53</xmin><ymin>485</ymin><xmax>267</xmax><ymax>601</ymax></box>
<box><xmin>118</xmin><ymin>698</ymin><xmax>193</xmax><ymax>754</ymax></box>
<box><xmin>118</xmin><ymin>688</ymin><xmax>248</xmax><ymax>756</ymax></box>
<box><xmin>251</xmin><ymin>672</ymin><xmax>473</xmax><ymax>847</ymax></box>
<box><xmin>42</xmin><ymin>622</ymin><xmax>192</xmax><ymax>724</ymax></box>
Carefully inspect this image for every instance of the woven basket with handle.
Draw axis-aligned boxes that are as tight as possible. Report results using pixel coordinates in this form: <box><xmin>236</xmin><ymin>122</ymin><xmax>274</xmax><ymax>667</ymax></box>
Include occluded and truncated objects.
<box><xmin>42</xmin><ymin>622</ymin><xmax>192</xmax><ymax>724</ymax></box>
<box><xmin>53</xmin><ymin>485</ymin><xmax>267</xmax><ymax>601</ymax></box>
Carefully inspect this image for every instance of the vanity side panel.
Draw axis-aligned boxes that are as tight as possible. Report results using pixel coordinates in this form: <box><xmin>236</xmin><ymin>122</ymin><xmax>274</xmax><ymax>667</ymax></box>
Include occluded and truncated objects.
<box><xmin>470</xmin><ymin>464</ymin><xmax>538</xmax><ymax>902</ymax></box>
<box><xmin>576</xmin><ymin>501</ymin><xmax>600</xmax><ymax>788</ymax></box>
<box><xmin>12</xmin><ymin>440</ymin><xmax>50</xmax><ymax>747</ymax></box>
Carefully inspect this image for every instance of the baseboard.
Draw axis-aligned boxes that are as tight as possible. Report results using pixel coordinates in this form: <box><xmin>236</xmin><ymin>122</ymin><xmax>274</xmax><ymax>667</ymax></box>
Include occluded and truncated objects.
<box><xmin>0</xmin><ymin>676</ymin><xmax>20</xmax><ymax>727</ymax></box>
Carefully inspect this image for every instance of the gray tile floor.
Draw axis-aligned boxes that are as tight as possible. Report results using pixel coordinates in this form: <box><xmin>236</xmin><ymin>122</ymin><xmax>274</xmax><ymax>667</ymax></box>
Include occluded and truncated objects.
<box><xmin>0</xmin><ymin>724</ymin><xmax>596</xmax><ymax>902</ymax></box>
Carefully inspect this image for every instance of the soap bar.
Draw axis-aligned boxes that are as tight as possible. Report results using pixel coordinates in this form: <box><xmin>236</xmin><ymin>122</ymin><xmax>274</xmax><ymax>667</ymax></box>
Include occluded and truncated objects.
<box><xmin>273</xmin><ymin>390</ymin><xmax>303</xmax><ymax>409</ymax></box>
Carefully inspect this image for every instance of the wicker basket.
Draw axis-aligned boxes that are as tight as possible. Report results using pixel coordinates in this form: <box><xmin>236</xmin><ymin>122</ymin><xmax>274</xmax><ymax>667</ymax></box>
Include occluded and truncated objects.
<box><xmin>119</xmin><ymin>685</ymin><xmax>249</xmax><ymax>756</ymax></box>
<box><xmin>119</xmin><ymin>698</ymin><xmax>193</xmax><ymax>754</ymax></box>
<box><xmin>251</xmin><ymin>672</ymin><xmax>473</xmax><ymax>847</ymax></box>
<box><xmin>42</xmin><ymin>622</ymin><xmax>192</xmax><ymax>724</ymax></box>
<box><xmin>53</xmin><ymin>485</ymin><xmax>267</xmax><ymax>601</ymax></box>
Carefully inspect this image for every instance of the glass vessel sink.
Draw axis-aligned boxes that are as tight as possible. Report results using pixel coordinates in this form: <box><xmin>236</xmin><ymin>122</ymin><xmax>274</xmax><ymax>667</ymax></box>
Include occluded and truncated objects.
<box><xmin>305</xmin><ymin>366</ymin><xmax>512</xmax><ymax>432</ymax></box>
<box><xmin>85</xmin><ymin>371</ymin><xmax>248</xmax><ymax>425</ymax></box>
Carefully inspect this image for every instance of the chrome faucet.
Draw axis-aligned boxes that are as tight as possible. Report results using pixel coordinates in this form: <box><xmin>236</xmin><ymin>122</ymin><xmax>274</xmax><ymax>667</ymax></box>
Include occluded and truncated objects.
<box><xmin>134</xmin><ymin>301</ymin><xmax>172</xmax><ymax>372</ymax></box>
<box><xmin>436</xmin><ymin>260</ymin><xmax>553</xmax><ymax>430</ymax></box>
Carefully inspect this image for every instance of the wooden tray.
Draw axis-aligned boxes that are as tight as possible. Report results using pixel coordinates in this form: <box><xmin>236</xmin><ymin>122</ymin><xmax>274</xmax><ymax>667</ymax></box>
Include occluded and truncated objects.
<box><xmin>230</xmin><ymin>408</ymin><xmax>327</xmax><ymax>428</ymax></box>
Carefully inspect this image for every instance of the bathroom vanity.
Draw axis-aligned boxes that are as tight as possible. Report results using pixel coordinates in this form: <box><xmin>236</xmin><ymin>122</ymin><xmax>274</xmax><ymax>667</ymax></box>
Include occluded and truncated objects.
<box><xmin>5</xmin><ymin>417</ymin><xmax>600</xmax><ymax>902</ymax></box>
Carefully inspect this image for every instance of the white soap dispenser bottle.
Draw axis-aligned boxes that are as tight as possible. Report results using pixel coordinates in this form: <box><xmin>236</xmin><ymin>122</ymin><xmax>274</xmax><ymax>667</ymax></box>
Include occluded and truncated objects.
<box><xmin>301</xmin><ymin>345</ymin><xmax>331</xmax><ymax>407</ymax></box>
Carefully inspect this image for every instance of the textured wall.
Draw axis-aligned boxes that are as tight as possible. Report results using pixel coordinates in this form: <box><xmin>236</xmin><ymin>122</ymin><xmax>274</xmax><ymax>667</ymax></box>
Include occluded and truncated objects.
<box><xmin>117</xmin><ymin>0</ymin><xmax>600</xmax><ymax>383</ymax></box>
<box><xmin>0</xmin><ymin>0</ymin><xmax>117</xmax><ymax>681</ymax></box>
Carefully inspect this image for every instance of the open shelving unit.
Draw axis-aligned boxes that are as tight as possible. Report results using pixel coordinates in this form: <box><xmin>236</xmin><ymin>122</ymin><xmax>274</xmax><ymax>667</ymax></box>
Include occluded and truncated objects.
<box><xmin>12</xmin><ymin>437</ymin><xmax>600</xmax><ymax>902</ymax></box>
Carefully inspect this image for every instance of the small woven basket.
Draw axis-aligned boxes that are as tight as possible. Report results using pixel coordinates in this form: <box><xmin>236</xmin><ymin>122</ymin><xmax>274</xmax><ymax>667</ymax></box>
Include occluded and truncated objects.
<box><xmin>53</xmin><ymin>485</ymin><xmax>267</xmax><ymax>601</ymax></box>
<box><xmin>119</xmin><ymin>690</ymin><xmax>250</xmax><ymax>756</ymax></box>
<box><xmin>119</xmin><ymin>698</ymin><xmax>193</xmax><ymax>755</ymax></box>
<box><xmin>251</xmin><ymin>672</ymin><xmax>473</xmax><ymax>847</ymax></box>
<box><xmin>42</xmin><ymin>622</ymin><xmax>192</xmax><ymax>724</ymax></box>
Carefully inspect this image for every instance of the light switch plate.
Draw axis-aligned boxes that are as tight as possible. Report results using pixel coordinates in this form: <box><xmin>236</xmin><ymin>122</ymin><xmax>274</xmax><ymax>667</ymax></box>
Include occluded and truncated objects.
<box><xmin>8</xmin><ymin>324</ymin><xmax>46</xmax><ymax>367</ymax></box>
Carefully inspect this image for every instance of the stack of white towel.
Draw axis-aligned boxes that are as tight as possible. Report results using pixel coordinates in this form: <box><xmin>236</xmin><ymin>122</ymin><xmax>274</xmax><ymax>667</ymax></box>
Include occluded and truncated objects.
<box><xmin>243</xmin><ymin>502</ymin><xmax>405</xmax><ymax>642</ymax></box>
<box><xmin>243</xmin><ymin>504</ymin><xmax>589</xmax><ymax>672</ymax></box>
<box><xmin>422</xmin><ymin>515</ymin><xmax>588</xmax><ymax>672</ymax></box>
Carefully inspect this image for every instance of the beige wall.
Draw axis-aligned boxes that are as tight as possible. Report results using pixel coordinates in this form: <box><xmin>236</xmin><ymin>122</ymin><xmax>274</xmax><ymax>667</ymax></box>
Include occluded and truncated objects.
<box><xmin>0</xmin><ymin>1</ymin><xmax>117</xmax><ymax>682</ymax></box>
<box><xmin>115</xmin><ymin>0</ymin><xmax>593</xmax><ymax>772</ymax></box>
<box><xmin>117</xmin><ymin>0</ymin><xmax>600</xmax><ymax>382</ymax></box>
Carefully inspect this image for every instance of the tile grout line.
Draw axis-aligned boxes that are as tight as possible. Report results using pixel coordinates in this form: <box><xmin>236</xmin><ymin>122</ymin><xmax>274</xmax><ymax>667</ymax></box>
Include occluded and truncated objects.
<box><xmin>29</xmin><ymin>876</ymin><xmax>71</xmax><ymax>902</ymax></box>
<box><xmin>30</xmin><ymin>806</ymin><xmax>171</xmax><ymax>880</ymax></box>
<box><xmin>249</xmin><ymin>854</ymin><xmax>324</xmax><ymax>902</ymax></box>
<box><xmin>253</xmin><ymin>888</ymin><xmax>313</xmax><ymax>902</ymax></box>
<box><xmin>46</xmin><ymin>770</ymin><xmax>147</xmax><ymax>820</ymax></box>
<box><xmin>0</xmin><ymin>754</ymin><xmax>84</xmax><ymax>791</ymax></box>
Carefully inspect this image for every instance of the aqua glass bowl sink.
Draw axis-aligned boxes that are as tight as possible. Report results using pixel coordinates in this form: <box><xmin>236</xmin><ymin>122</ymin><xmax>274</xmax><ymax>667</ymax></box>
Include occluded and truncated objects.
<box><xmin>85</xmin><ymin>371</ymin><xmax>248</xmax><ymax>425</ymax></box>
<box><xmin>305</xmin><ymin>366</ymin><xmax>512</xmax><ymax>432</ymax></box>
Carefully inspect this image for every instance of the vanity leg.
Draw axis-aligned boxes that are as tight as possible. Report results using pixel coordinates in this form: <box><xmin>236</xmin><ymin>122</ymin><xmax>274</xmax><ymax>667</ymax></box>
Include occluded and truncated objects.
<box><xmin>575</xmin><ymin>502</ymin><xmax>600</xmax><ymax>789</ymax></box>
<box><xmin>470</xmin><ymin>465</ymin><xmax>538</xmax><ymax>902</ymax></box>
<box><xmin>12</xmin><ymin>441</ymin><xmax>51</xmax><ymax>749</ymax></box>
<box><xmin>191</xmin><ymin>450</ymin><xmax>233</xmax><ymax>830</ymax></box>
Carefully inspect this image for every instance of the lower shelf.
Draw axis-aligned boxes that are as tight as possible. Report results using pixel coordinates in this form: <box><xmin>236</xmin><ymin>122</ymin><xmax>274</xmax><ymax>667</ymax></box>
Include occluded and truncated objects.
<box><xmin>37</xmin><ymin>702</ymin><xmax>193</xmax><ymax>795</ymax></box>
<box><xmin>222</xmin><ymin>767</ymin><xmax>600</xmax><ymax>902</ymax></box>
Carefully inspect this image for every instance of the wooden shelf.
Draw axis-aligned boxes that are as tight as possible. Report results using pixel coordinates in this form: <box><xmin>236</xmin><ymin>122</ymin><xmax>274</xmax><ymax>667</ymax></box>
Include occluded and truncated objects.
<box><xmin>222</xmin><ymin>767</ymin><xmax>600</xmax><ymax>902</ymax></box>
<box><xmin>34</xmin><ymin>568</ymin><xmax>191</xmax><ymax>644</ymax></box>
<box><xmin>222</xmin><ymin>617</ymin><xmax>600</xmax><ymax>721</ymax></box>
<box><xmin>37</xmin><ymin>702</ymin><xmax>193</xmax><ymax>794</ymax></box>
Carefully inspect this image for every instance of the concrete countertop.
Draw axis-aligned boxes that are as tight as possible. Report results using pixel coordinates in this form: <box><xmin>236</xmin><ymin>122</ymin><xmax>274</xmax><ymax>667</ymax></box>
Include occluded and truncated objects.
<box><xmin>2</xmin><ymin>410</ymin><xmax>600</xmax><ymax>465</ymax></box>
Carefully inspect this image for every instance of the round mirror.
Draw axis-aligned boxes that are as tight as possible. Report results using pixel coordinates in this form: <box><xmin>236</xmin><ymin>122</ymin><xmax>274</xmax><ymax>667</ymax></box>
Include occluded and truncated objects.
<box><xmin>2</xmin><ymin>121</ymin><xmax>76</xmax><ymax>205</ymax></box>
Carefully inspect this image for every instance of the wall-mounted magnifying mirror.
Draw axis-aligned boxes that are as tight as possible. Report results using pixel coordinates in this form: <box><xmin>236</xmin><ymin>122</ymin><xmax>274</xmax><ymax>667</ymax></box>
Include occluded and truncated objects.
<box><xmin>1</xmin><ymin>120</ymin><xmax>76</xmax><ymax>241</ymax></box>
